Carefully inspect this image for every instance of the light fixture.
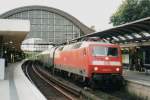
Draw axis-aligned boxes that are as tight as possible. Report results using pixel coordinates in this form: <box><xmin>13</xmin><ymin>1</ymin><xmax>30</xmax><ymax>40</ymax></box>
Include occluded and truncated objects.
<box><xmin>94</xmin><ymin>67</ymin><xmax>98</xmax><ymax>71</ymax></box>
<box><xmin>9</xmin><ymin>41</ymin><xmax>13</xmax><ymax>44</ymax></box>
<box><xmin>116</xmin><ymin>68</ymin><xmax>120</xmax><ymax>72</ymax></box>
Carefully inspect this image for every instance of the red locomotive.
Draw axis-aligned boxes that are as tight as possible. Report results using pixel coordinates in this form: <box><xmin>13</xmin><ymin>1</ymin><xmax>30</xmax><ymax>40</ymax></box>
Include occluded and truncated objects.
<box><xmin>37</xmin><ymin>41</ymin><xmax>123</xmax><ymax>88</ymax></box>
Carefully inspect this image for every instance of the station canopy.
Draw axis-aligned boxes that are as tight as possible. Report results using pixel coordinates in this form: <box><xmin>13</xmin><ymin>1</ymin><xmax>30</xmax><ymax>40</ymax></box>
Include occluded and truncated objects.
<box><xmin>69</xmin><ymin>17</ymin><xmax>150</xmax><ymax>47</ymax></box>
<box><xmin>0</xmin><ymin>19</ymin><xmax>30</xmax><ymax>50</ymax></box>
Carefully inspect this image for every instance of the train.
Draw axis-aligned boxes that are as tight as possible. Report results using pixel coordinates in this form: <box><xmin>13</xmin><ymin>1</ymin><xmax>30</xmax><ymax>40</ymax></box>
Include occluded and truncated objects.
<box><xmin>36</xmin><ymin>41</ymin><xmax>124</xmax><ymax>89</ymax></box>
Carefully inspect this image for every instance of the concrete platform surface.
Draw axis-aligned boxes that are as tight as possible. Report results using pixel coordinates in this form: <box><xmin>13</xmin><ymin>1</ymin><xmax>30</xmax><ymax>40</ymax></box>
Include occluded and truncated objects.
<box><xmin>0</xmin><ymin>80</ymin><xmax>9</xmax><ymax>100</ymax></box>
<box><xmin>0</xmin><ymin>61</ymin><xmax>46</xmax><ymax>100</ymax></box>
<box><xmin>123</xmin><ymin>69</ymin><xmax>150</xmax><ymax>86</ymax></box>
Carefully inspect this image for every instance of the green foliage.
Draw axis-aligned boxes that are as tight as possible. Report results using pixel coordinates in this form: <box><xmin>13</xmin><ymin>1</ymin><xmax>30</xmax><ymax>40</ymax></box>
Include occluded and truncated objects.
<box><xmin>110</xmin><ymin>0</ymin><xmax>150</xmax><ymax>26</ymax></box>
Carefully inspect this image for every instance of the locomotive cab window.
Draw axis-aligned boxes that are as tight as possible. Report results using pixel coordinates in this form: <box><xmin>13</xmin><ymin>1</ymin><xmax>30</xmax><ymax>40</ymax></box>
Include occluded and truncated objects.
<box><xmin>107</xmin><ymin>48</ymin><xmax>118</xmax><ymax>57</ymax></box>
<box><xmin>92</xmin><ymin>46</ymin><xmax>118</xmax><ymax>57</ymax></box>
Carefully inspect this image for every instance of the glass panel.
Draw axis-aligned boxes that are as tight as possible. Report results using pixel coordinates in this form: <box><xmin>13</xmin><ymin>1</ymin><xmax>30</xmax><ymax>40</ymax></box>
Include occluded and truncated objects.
<box><xmin>31</xmin><ymin>25</ymin><xmax>41</xmax><ymax>31</ymax></box>
<box><xmin>31</xmin><ymin>31</ymin><xmax>41</xmax><ymax>37</ymax></box>
<box><xmin>42</xmin><ymin>11</ymin><xmax>49</xmax><ymax>18</ymax></box>
<box><xmin>92</xmin><ymin>46</ymin><xmax>118</xmax><ymax>57</ymax></box>
<box><xmin>30</xmin><ymin>18</ymin><xmax>41</xmax><ymax>24</ymax></box>
<box><xmin>47</xmin><ymin>26</ymin><xmax>53</xmax><ymax>31</ymax></box>
<box><xmin>142</xmin><ymin>32</ymin><xmax>150</xmax><ymax>37</ymax></box>
<box><xmin>133</xmin><ymin>33</ymin><xmax>142</xmax><ymax>38</ymax></box>
<box><xmin>41</xmin><ymin>18</ymin><xmax>49</xmax><ymax>24</ymax></box>
<box><xmin>49</xmin><ymin>19</ymin><xmax>54</xmax><ymax>25</ymax></box>
<box><xmin>41</xmin><ymin>25</ymin><xmax>49</xmax><ymax>31</ymax></box>
<box><xmin>112</xmin><ymin>36</ymin><xmax>119</xmax><ymax>41</ymax></box>
<box><xmin>55</xmin><ymin>14</ymin><xmax>64</xmax><ymax>20</ymax></box>
<box><xmin>92</xmin><ymin>46</ymin><xmax>107</xmax><ymax>56</ymax></box>
<box><xmin>118</xmin><ymin>36</ymin><xmax>126</xmax><ymax>40</ymax></box>
<box><xmin>55</xmin><ymin>26</ymin><xmax>66</xmax><ymax>31</ymax></box>
<box><xmin>21</xmin><ymin>11</ymin><xmax>28</xmax><ymax>18</ymax></box>
<box><xmin>48</xmin><ymin>13</ymin><xmax>54</xmax><ymax>18</ymax></box>
<box><xmin>41</xmin><ymin>31</ymin><xmax>49</xmax><ymax>40</ymax></box>
<box><xmin>67</xmin><ymin>25</ymin><xmax>73</xmax><ymax>32</ymax></box>
<box><xmin>126</xmin><ymin>35</ymin><xmax>133</xmax><ymax>39</ymax></box>
<box><xmin>55</xmin><ymin>19</ymin><xmax>64</xmax><ymax>25</ymax></box>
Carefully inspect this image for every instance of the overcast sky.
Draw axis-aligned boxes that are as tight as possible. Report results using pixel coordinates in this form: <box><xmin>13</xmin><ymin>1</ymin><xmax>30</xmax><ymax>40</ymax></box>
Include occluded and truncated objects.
<box><xmin>0</xmin><ymin>0</ymin><xmax>123</xmax><ymax>31</ymax></box>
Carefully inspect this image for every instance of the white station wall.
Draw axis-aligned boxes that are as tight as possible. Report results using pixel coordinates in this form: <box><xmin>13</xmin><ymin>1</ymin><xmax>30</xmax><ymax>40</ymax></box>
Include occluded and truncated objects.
<box><xmin>0</xmin><ymin>19</ymin><xmax>30</xmax><ymax>32</ymax></box>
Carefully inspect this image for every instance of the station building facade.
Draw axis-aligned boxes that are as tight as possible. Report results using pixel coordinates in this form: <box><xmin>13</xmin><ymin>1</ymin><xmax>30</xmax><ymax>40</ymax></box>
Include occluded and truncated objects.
<box><xmin>0</xmin><ymin>6</ymin><xmax>94</xmax><ymax>51</ymax></box>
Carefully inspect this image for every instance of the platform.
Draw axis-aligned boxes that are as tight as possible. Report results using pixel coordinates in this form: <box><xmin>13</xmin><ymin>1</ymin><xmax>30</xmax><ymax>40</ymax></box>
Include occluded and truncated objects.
<box><xmin>123</xmin><ymin>69</ymin><xmax>150</xmax><ymax>99</ymax></box>
<box><xmin>0</xmin><ymin>61</ymin><xmax>46</xmax><ymax>100</ymax></box>
<box><xmin>123</xmin><ymin>69</ymin><xmax>150</xmax><ymax>86</ymax></box>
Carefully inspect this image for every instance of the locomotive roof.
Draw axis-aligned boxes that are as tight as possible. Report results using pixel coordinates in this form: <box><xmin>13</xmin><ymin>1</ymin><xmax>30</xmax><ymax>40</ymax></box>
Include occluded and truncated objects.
<box><xmin>62</xmin><ymin>41</ymin><xmax>119</xmax><ymax>51</ymax></box>
<box><xmin>37</xmin><ymin>41</ymin><xmax>119</xmax><ymax>54</ymax></box>
<box><xmin>81</xmin><ymin>41</ymin><xmax>118</xmax><ymax>47</ymax></box>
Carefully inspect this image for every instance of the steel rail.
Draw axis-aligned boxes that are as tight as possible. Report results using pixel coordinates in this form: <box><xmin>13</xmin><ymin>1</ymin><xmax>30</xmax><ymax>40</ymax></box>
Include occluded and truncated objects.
<box><xmin>31</xmin><ymin>64</ymin><xmax>78</xmax><ymax>100</ymax></box>
<box><xmin>25</xmin><ymin>63</ymin><xmax>34</xmax><ymax>84</ymax></box>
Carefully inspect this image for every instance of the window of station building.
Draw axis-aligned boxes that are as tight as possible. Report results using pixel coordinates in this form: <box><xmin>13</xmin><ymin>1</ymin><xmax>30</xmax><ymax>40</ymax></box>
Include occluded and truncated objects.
<box><xmin>73</xmin><ymin>33</ymin><xmax>79</xmax><ymax>38</ymax></box>
<box><xmin>55</xmin><ymin>26</ymin><xmax>67</xmax><ymax>32</ymax></box>
<box><xmin>6</xmin><ymin>9</ymin><xmax>82</xmax><ymax>44</ymax></box>
<box><xmin>55</xmin><ymin>32</ymin><xmax>64</xmax><ymax>36</ymax></box>
<box><xmin>55</xmin><ymin>19</ymin><xmax>65</xmax><ymax>25</ymax></box>
<box><xmin>48</xmin><ymin>26</ymin><xmax>54</xmax><ymax>31</ymax></box>
<box><xmin>67</xmin><ymin>25</ymin><xmax>73</xmax><ymax>32</ymax></box>
<box><xmin>41</xmin><ymin>32</ymin><xmax>49</xmax><ymax>40</ymax></box>
<box><xmin>31</xmin><ymin>18</ymin><xmax>42</xmax><ymax>25</ymax></box>
<box><xmin>74</xmin><ymin>26</ymin><xmax>81</xmax><ymax>34</ymax></box>
<box><xmin>72</xmin><ymin>43</ymin><xmax>82</xmax><ymax>49</ymax></box>
<box><xmin>31</xmin><ymin>25</ymin><xmax>41</xmax><ymax>31</ymax></box>
<box><xmin>49</xmin><ymin>34</ymin><xmax>54</xmax><ymax>39</ymax></box>
<box><xmin>49</xmin><ymin>38</ymin><xmax>54</xmax><ymax>42</ymax></box>
<box><xmin>66</xmin><ymin>37</ymin><xmax>72</xmax><ymax>41</ymax></box>
<box><xmin>58</xmin><ymin>46</ymin><xmax>64</xmax><ymax>51</ymax></box>
<box><xmin>33</xmin><ymin>31</ymin><xmax>41</xmax><ymax>38</ymax></box>
<box><xmin>49</xmin><ymin>20</ymin><xmax>54</xmax><ymax>25</ymax></box>
<box><xmin>42</xmin><ymin>11</ymin><xmax>49</xmax><ymax>18</ymax></box>
<box><xmin>55</xmin><ymin>14</ymin><xmax>64</xmax><ymax>20</ymax></box>
<box><xmin>14</xmin><ymin>13</ymin><xmax>21</xmax><ymax>18</ymax></box>
<box><xmin>41</xmin><ymin>19</ymin><xmax>49</xmax><ymax>25</ymax></box>
<box><xmin>64</xmin><ymin>19</ymin><xmax>73</xmax><ymax>26</ymax></box>
<box><xmin>41</xmin><ymin>25</ymin><xmax>49</xmax><ymax>31</ymax></box>
<box><xmin>66</xmin><ymin>34</ymin><xmax>73</xmax><ymax>39</ymax></box>
<box><xmin>21</xmin><ymin>11</ymin><xmax>28</xmax><ymax>18</ymax></box>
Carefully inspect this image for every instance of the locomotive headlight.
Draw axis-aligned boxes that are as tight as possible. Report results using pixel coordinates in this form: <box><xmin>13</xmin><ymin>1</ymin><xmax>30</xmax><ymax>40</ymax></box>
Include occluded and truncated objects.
<box><xmin>94</xmin><ymin>67</ymin><xmax>98</xmax><ymax>71</ymax></box>
<box><xmin>116</xmin><ymin>68</ymin><xmax>120</xmax><ymax>72</ymax></box>
<box><xmin>105</xmin><ymin>57</ymin><xmax>109</xmax><ymax>60</ymax></box>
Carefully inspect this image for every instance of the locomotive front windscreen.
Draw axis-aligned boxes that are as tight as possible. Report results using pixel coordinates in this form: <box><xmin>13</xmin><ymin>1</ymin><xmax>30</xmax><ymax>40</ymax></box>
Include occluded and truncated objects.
<box><xmin>92</xmin><ymin>46</ymin><xmax>118</xmax><ymax>57</ymax></box>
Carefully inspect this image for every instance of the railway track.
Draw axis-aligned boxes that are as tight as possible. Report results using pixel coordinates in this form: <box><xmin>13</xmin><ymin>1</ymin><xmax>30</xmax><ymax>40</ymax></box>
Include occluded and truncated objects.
<box><xmin>32</xmin><ymin>61</ymin><xmax>142</xmax><ymax>100</ymax></box>
<box><xmin>23</xmin><ymin>60</ymin><xmax>139</xmax><ymax>100</ymax></box>
<box><xmin>30</xmin><ymin>60</ymin><xmax>122</xmax><ymax>100</ymax></box>
<box><xmin>22</xmin><ymin>60</ymin><xmax>80</xmax><ymax>100</ymax></box>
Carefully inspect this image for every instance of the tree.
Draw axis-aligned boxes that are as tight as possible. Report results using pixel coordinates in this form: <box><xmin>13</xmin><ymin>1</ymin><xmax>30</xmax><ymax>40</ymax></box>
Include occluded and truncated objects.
<box><xmin>110</xmin><ymin>0</ymin><xmax>150</xmax><ymax>26</ymax></box>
